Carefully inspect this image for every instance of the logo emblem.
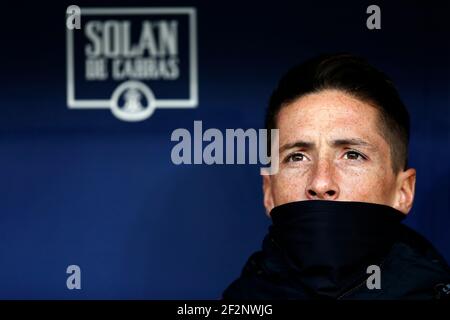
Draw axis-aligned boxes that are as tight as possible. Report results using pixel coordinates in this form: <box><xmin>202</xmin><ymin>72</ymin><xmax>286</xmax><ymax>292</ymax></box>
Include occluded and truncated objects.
<box><xmin>66</xmin><ymin>7</ymin><xmax>198</xmax><ymax>121</ymax></box>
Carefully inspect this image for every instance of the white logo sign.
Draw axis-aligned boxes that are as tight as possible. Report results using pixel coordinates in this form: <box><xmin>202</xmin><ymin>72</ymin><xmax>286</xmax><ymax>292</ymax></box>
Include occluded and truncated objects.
<box><xmin>66</xmin><ymin>7</ymin><xmax>198</xmax><ymax>121</ymax></box>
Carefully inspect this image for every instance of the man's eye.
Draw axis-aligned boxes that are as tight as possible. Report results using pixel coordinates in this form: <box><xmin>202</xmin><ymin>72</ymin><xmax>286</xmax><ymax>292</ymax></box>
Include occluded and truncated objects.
<box><xmin>344</xmin><ymin>151</ymin><xmax>366</xmax><ymax>160</ymax></box>
<box><xmin>286</xmin><ymin>153</ymin><xmax>306</xmax><ymax>162</ymax></box>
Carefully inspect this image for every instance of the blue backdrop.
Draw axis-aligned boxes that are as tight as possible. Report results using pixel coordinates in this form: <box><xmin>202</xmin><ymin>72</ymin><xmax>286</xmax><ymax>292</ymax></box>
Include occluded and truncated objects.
<box><xmin>0</xmin><ymin>0</ymin><xmax>448</xmax><ymax>299</ymax></box>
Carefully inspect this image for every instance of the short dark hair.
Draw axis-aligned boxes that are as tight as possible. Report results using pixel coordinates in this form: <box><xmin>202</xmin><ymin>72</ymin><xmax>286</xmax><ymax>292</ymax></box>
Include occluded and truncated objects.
<box><xmin>265</xmin><ymin>53</ymin><xmax>410</xmax><ymax>173</ymax></box>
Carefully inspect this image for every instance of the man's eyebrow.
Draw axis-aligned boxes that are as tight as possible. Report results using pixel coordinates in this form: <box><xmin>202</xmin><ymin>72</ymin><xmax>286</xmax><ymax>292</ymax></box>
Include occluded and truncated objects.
<box><xmin>279</xmin><ymin>138</ymin><xmax>376</xmax><ymax>153</ymax></box>
<box><xmin>331</xmin><ymin>138</ymin><xmax>376</xmax><ymax>149</ymax></box>
<box><xmin>279</xmin><ymin>141</ymin><xmax>315</xmax><ymax>153</ymax></box>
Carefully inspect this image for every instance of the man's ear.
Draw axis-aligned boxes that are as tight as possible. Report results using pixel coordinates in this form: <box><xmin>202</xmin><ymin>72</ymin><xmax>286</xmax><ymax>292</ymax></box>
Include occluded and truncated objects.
<box><xmin>393</xmin><ymin>168</ymin><xmax>416</xmax><ymax>214</ymax></box>
<box><xmin>263</xmin><ymin>175</ymin><xmax>275</xmax><ymax>217</ymax></box>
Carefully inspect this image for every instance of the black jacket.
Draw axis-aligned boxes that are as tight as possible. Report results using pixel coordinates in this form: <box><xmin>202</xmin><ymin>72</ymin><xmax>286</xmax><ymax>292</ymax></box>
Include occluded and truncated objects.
<box><xmin>222</xmin><ymin>224</ymin><xmax>450</xmax><ymax>300</ymax></box>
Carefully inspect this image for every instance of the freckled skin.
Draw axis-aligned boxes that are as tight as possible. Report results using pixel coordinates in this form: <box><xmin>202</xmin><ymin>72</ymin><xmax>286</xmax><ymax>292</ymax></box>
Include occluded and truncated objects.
<box><xmin>263</xmin><ymin>89</ymin><xmax>416</xmax><ymax>216</ymax></box>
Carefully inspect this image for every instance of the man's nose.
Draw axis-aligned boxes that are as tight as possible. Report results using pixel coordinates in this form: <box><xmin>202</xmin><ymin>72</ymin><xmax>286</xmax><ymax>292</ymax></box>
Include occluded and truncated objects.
<box><xmin>306</xmin><ymin>158</ymin><xmax>340</xmax><ymax>200</ymax></box>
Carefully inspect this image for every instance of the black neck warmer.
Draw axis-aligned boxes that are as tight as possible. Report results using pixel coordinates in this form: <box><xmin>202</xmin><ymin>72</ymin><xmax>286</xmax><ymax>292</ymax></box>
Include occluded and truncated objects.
<box><xmin>267</xmin><ymin>200</ymin><xmax>405</xmax><ymax>298</ymax></box>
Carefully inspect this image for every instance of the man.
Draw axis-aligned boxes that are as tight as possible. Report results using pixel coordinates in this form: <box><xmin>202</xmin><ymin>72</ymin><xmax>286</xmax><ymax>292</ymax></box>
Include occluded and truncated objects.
<box><xmin>222</xmin><ymin>53</ymin><xmax>450</xmax><ymax>300</ymax></box>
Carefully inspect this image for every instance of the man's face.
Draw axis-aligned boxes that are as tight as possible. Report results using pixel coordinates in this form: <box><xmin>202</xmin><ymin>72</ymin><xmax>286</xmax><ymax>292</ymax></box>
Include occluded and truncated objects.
<box><xmin>263</xmin><ymin>89</ymin><xmax>416</xmax><ymax>215</ymax></box>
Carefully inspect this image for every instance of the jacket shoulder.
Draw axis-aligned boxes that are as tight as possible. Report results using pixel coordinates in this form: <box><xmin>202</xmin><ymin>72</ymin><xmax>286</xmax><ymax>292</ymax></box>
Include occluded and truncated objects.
<box><xmin>347</xmin><ymin>225</ymin><xmax>450</xmax><ymax>300</ymax></box>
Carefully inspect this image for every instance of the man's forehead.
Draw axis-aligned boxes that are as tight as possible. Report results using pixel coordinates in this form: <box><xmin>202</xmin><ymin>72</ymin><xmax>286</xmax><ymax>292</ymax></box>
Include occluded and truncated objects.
<box><xmin>279</xmin><ymin>93</ymin><xmax>378</xmax><ymax>125</ymax></box>
<box><xmin>275</xmin><ymin>90</ymin><xmax>388</xmax><ymax>150</ymax></box>
<box><xmin>279</xmin><ymin>90</ymin><xmax>381</xmax><ymax>126</ymax></box>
